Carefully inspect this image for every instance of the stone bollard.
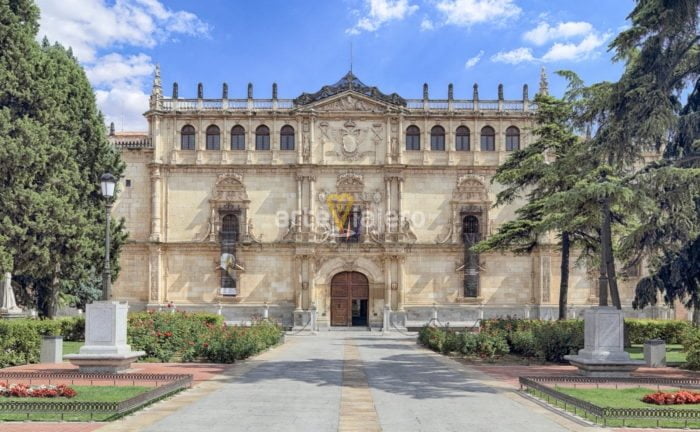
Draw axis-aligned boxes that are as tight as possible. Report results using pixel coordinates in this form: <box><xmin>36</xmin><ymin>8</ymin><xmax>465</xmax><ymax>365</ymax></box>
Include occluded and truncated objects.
<box><xmin>40</xmin><ymin>335</ymin><xmax>63</xmax><ymax>363</ymax></box>
<box><xmin>310</xmin><ymin>304</ymin><xmax>317</xmax><ymax>334</ymax></box>
<box><xmin>644</xmin><ymin>339</ymin><xmax>666</xmax><ymax>368</ymax></box>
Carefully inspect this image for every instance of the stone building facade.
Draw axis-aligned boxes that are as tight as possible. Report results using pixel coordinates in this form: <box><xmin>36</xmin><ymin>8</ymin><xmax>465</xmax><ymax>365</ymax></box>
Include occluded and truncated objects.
<box><xmin>110</xmin><ymin>68</ymin><xmax>660</xmax><ymax>328</ymax></box>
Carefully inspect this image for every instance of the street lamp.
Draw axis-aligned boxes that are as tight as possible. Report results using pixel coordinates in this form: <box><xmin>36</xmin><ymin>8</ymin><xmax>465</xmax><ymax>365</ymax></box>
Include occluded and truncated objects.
<box><xmin>100</xmin><ymin>173</ymin><xmax>117</xmax><ymax>301</ymax></box>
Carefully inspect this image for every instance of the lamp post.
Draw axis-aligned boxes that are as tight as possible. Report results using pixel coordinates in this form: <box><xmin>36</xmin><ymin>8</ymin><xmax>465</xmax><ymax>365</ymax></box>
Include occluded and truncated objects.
<box><xmin>100</xmin><ymin>173</ymin><xmax>117</xmax><ymax>301</ymax></box>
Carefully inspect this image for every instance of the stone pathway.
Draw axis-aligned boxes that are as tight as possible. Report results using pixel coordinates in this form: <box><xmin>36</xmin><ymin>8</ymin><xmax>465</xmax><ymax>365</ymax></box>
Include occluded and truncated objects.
<box><xmin>135</xmin><ymin>331</ymin><xmax>570</xmax><ymax>432</ymax></box>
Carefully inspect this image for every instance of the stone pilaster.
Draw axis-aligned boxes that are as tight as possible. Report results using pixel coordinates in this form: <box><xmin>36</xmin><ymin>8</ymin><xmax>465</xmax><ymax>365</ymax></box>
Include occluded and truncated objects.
<box><xmin>149</xmin><ymin>164</ymin><xmax>161</xmax><ymax>242</ymax></box>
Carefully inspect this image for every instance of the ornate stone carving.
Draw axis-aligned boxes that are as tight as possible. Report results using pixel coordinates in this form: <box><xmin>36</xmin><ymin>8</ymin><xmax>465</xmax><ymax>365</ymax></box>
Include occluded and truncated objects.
<box><xmin>453</xmin><ymin>174</ymin><xmax>488</xmax><ymax>202</ymax></box>
<box><xmin>324</xmin><ymin>120</ymin><xmax>376</xmax><ymax>161</ymax></box>
<box><xmin>294</xmin><ymin>71</ymin><xmax>406</xmax><ymax>106</ymax></box>
<box><xmin>212</xmin><ymin>173</ymin><xmax>248</xmax><ymax>203</ymax></box>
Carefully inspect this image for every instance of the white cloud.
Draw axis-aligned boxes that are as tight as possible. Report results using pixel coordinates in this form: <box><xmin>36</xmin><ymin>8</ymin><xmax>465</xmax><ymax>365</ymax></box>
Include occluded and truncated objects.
<box><xmin>464</xmin><ymin>50</ymin><xmax>484</xmax><ymax>68</ymax></box>
<box><xmin>95</xmin><ymin>87</ymin><xmax>150</xmax><ymax>131</ymax></box>
<box><xmin>37</xmin><ymin>0</ymin><xmax>209</xmax><ymax>131</ymax></box>
<box><xmin>37</xmin><ymin>0</ymin><xmax>210</xmax><ymax>62</ymax></box>
<box><xmin>490</xmin><ymin>47</ymin><xmax>535</xmax><ymax>64</ymax></box>
<box><xmin>347</xmin><ymin>0</ymin><xmax>418</xmax><ymax>34</ymax></box>
<box><xmin>85</xmin><ymin>53</ymin><xmax>154</xmax><ymax>88</ymax></box>
<box><xmin>435</xmin><ymin>0</ymin><xmax>521</xmax><ymax>27</ymax></box>
<box><xmin>420</xmin><ymin>18</ymin><xmax>435</xmax><ymax>31</ymax></box>
<box><xmin>541</xmin><ymin>32</ymin><xmax>609</xmax><ymax>62</ymax></box>
<box><xmin>523</xmin><ymin>21</ymin><xmax>594</xmax><ymax>46</ymax></box>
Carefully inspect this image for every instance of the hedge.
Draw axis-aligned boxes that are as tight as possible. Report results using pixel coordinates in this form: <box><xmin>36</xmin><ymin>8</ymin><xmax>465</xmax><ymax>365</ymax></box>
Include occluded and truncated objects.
<box><xmin>418</xmin><ymin>326</ymin><xmax>509</xmax><ymax>359</ymax></box>
<box><xmin>0</xmin><ymin>312</ymin><xmax>283</xmax><ymax>368</ymax></box>
<box><xmin>0</xmin><ymin>317</ymin><xmax>83</xmax><ymax>368</ymax></box>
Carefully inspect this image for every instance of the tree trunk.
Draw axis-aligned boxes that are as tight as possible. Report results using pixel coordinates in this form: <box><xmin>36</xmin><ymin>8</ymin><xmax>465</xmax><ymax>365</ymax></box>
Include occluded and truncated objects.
<box><xmin>44</xmin><ymin>263</ymin><xmax>61</xmax><ymax>319</ymax></box>
<box><xmin>693</xmin><ymin>306</ymin><xmax>700</xmax><ymax>327</ymax></box>
<box><xmin>558</xmin><ymin>231</ymin><xmax>570</xmax><ymax>320</ymax></box>
<box><xmin>601</xmin><ymin>199</ymin><xmax>622</xmax><ymax>309</ymax></box>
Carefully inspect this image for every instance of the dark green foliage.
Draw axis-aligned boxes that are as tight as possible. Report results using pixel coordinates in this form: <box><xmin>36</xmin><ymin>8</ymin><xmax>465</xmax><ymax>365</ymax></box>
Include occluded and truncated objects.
<box><xmin>0</xmin><ymin>317</ymin><xmax>83</xmax><ymax>367</ymax></box>
<box><xmin>0</xmin><ymin>0</ymin><xmax>125</xmax><ymax>317</ymax></box>
<box><xmin>127</xmin><ymin>311</ymin><xmax>282</xmax><ymax>363</ymax></box>
<box><xmin>509</xmin><ymin>330</ymin><xmax>537</xmax><ymax>357</ymax></box>
<box><xmin>417</xmin><ymin>326</ymin><xmax>509</xmax><ymax>359</ymax></box>
<box><xmin>625</xmin><ymin>319</ymin><xmax>692</xmax><ymax>344</ymax></box>
<box><xmin>683</xmin><ymin>327</ymin><xmax>700</xmax><ymax>370</ymax></box>
<box><xmin>531</xmin><ymin>321</ymin><xmax>584</xmax><ymax>362</ymax></box>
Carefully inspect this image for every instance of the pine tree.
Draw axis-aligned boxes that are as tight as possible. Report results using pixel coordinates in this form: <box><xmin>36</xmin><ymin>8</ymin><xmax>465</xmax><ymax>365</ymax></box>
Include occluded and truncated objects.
<box><xmin>474</xmin><ymin>93</ymin><xmax>595</xmax><ymax>319</ymax></box>
<box><xmin>0</xmin><ymin>0</ymin><xmax>125</xmax><ymax>317</ymax></box>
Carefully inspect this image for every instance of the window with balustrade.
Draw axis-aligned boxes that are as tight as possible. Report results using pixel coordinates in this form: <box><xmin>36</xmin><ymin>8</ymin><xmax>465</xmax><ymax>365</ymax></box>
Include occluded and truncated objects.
<box><xmin>456</xmin><ymin>126</ymin><xmax>470</xmax><ymax>151</ymax></box>
<box><xmin>406</xmin><ymin>125</ymin><xmax>420</xmax><ymax>151</ymax></box>
<box><xmin>430</xmin><ymin>126</ymin><xmax>445</xmax><ymax>151</ymax></box>
<box><xmin>280</xmin><ymin>125</ymin><xmax>295</xmax><ymax>151</ymax></box>
<box><xmin>255</xmin><ymin>125</ymin><xmax>270</xmax><ymax>150</ymax></box>
<box><xmin>206</xmin><ymin>125</ymin><xmax>220</xmax><ymax>150</ymax></box>
<box><xmin>231</xmin><ymin>125</ymin><xmax>245</xmax><ymax>150</ymax></box>
<box><xmin>505</xmin><ymin>126</ymin><xmax>520</xmax><ymax>151</ymax></box>
<box><xmin>181</xmin><ymin>125</ymin><xmax>195</xmax><ymax>150</ymax></box>
<box><xmin>480</xmin><ymin>126</ymin><xmax>496</xmax><ymax>151</ymax></box>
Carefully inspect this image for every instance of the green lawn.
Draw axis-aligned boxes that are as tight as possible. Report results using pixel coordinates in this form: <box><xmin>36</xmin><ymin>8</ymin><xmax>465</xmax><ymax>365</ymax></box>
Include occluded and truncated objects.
<box><xmin>529</xmin><ymin>386</ymin><xmax>700</xmax><ymax>428</ymax></box>
<box><xmin>0</xmin><ymin>385</ymin><xmax>150</xmax><ymax>422</ymax></box>
<box><xmin>627</xmin><ymin>343</ymin><xmax>686</xmax><ymax>364</ymax></box>
<box><xmin>62</xmin><ymin>340</ymin><xmax>83</xmax><ymax>356</ymax></box>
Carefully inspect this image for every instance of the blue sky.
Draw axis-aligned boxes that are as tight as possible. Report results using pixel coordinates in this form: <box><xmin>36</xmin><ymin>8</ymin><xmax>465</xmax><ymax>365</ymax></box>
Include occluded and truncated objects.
<box><xmin>36</xmin><ymin>0</ymin><xmax>635</xmax><ymax>130</ymax></box>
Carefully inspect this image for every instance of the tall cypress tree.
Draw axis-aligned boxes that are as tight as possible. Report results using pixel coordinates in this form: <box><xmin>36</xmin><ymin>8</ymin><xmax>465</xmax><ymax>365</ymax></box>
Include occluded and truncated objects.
<box><xmin>0</xmin><ymin>0</ymin><xmax>125</xmax><ymax>317</ymax></box>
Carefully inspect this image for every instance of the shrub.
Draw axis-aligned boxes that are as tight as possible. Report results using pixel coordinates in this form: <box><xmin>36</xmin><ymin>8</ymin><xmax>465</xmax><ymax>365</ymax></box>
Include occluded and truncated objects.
<box><xmin>510</xmin><ymin>330</ymin><xmax>537</xmax><ymax>358</ymax></box>
<box><xmin>418</xmin><ymin>326</ymin><xmax>509</xmax><ymax>359</ymax></box>
<box><xmin>682</xmin><ymin>328</ymin><xmax>700</xmax><ymax>370</ymax></box>
<box><xmin>625</xmin><ymin>319</ymin><xmax>691</xmax><ymax>345</ymax></box>
<box><xmin>0</xmin><ymin>319</ymin><xmax>65</xmax><ymax>368</ymax></box>
<box><xmin>127</xmin><ymin>311</ymin><xmax>282</xmax><ymax>363</ymax></box>
<box><xmin>531</xmin><ymin>320</ymin><xmax>583</xmax><ymax>362</ymax></box>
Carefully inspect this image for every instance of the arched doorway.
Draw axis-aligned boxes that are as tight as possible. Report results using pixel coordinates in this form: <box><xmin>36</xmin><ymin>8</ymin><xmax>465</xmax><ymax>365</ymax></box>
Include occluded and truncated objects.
<box><xmin>331</xmin><ymin>272</ymin><xmax>369</xmax><ymax>327</ymax></box>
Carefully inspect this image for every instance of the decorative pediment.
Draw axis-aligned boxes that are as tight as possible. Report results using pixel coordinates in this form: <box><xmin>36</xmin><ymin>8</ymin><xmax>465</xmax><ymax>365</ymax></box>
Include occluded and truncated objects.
<box><xmin>294</xmin><ymin>71</ymin><xmax>406</xmax><ymax>108</ymax></box>
<box><xmin>212</xmin><ymin>173</ymin><xmax>248</xmax><ymax>203</ymax></box>
<box><xmin>309</xmin><ymin>92</ymin><xmax>390</xmax><ymax>112</ymax></box>
<box><xmin>453</xmin><ymin>174</ymin><xmax>488</xmax><ymax>202</ymax></box>
<box><xmin>336</xmin><ymin>173</ymin><xmax>364</xmax><ymax>193</ymax></box>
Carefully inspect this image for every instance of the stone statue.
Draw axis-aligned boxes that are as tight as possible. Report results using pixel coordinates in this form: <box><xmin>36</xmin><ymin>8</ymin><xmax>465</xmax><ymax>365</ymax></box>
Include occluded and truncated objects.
<box><xmin>220</xmin><ymin>253</ymin><xmax>243</xmax><ymax>277</ymax></box>
<box><xmin>0</xmin><ymin>272</ymin><xmax>23</xmax><ymax>317</ymax></box>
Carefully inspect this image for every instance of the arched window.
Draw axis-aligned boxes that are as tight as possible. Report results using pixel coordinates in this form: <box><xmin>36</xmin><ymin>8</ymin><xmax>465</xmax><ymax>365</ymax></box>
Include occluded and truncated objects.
<box><xmin>206</xmin><ymin>125</ymin><xmax>220</xmax><ymax>150</ymax></box>
<box><xmin>280</xmin><ymin>125</ymin><xmax>295</xmax><ymax>151</ymax></box>
<box><xmin>231</xmin><ymin>125</ymin><xmax>245</xmax><ymax>150</ymax></box>
<box><xmin>221</xmin><ymin>214</ymin><xmax>239</xmax><ymax>246</ymax></box>
<box><xmin>456</xmin><ymin>126</ymin><xmax>470</xmax><ymax>151</ymax></box>
<box><xmin>406</xmin><ymin>125</ymin><xmax>420</xmax><ymax>151</ymax></box>
<box><xmin>505</xmin><ymin>126</ymin><xmax>520</xmax><ymax>151</ymax></box>
<box><xmin>462</xmin><ymin>215</ymin><xmax>480</xmax><ymax>244</ymax></box>
<box><xmin>181</xmin><ymin>125</ymin><xmax>195</xmax><ymax>150</ymax></box>
<box><xmin>480</xmin><ymin>126</ymin><xmax>495</xmax><ymax>151</ymax></box>
<box><xmin>255</xmin><ymin>125</ymin><xmax>270</xmax><ymax>150</ymax></box>
<box><xmin>430</xmin><ymin>125</ymin><xmax>445</xmax><ymax>151</ymax></box>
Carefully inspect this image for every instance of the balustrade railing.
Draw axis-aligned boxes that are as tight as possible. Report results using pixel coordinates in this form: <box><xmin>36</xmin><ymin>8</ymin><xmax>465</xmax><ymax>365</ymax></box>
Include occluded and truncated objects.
<box><xmin>153</xmin><ymin>97</ymin><xmax>532</xmax><ymax>113</ymax></box>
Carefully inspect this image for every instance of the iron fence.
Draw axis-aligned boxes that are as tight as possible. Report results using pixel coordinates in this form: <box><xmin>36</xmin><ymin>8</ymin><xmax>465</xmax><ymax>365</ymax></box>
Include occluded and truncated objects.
<box><xmin>0</xmin><ymin>372</ymin><xmax>192</xmax><ymax>421</ymax></box>
<box><xmin>520</xmin><ymin>375</ymin><xmax>700</xmax><ymax>427</ymax></box>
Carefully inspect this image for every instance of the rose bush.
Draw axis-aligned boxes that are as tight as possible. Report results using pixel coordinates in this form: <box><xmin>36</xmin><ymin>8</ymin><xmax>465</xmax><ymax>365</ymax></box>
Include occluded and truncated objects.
<box><xmin>0</xmin><ymin>383</ymin><xmax>77</xmax><ymax>398</ymax></box>
<box><xmin>642</xmin><ymin>391</ymin><xmax>700</xmax><ymax>405</ymax></box>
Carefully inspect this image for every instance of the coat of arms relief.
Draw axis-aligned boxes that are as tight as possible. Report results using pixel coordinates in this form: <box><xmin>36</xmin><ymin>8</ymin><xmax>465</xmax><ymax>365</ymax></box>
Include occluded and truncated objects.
<box><xmin>321</xmin><ymin>119</ymin><xmax>383</xmax><ymax>162</ymax></box>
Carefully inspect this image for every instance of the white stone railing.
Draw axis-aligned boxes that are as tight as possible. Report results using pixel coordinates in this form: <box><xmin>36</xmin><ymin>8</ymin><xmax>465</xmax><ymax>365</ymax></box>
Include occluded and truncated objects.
<box><xmin>154</xmin><ymin>98</ymin><xmax>531</xmax><ymax>113</ymax></box>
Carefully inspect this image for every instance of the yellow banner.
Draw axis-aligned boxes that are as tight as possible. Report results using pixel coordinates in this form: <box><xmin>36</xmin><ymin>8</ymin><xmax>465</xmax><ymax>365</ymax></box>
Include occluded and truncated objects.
<box><xmin>326</xmin><ymin>193</ymin><xmax>354</xmax><ymax>231</ymax></box>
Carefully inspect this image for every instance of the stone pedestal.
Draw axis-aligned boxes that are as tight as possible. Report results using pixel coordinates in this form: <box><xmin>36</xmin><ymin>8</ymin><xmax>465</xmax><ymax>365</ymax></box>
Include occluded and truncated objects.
<box><xmin>565</xmin><ymin>307</ymin><xmax>643</xmax><ymax>377</ymax></box>
<box><xmin>65</xmin><ymin>301</ymin><xmax>144</xmax><ymax>373</ymax></box>
<box><xmin>40</xmin><ymin>336</ymin><xmax>63</xmax><ymax>363</ymax></box>
<box><xmin>644</xmin><ymin>339</ymin><xmax>666</xmax><ymax>368</ymax></box>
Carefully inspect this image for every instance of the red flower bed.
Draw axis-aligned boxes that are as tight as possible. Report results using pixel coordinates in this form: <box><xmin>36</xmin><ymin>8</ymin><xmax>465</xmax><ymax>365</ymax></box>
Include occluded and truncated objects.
<box><xmin>0</xmin><ymin>383</ymin><xmax>77</xmax><ymax>398</ymax></box>
<box><xmin>643</xmin><ymin>391</ymin><xmax>700</xmax><ymax>405</ymax></box>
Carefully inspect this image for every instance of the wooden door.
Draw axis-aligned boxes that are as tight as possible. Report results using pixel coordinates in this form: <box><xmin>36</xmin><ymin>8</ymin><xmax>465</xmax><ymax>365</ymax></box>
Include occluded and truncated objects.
<box><xmin>331</xmin><ymin>272</ymin><xmax>369</xmax><ymax>327</ymax></box>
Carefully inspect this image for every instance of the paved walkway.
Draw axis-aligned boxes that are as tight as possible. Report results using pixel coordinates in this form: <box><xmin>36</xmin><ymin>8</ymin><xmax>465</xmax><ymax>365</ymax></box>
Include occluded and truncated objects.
<box><xmin>134</xmin><ymin>332</ymin><xmax>570</xmax><ymax>432</ymax></box>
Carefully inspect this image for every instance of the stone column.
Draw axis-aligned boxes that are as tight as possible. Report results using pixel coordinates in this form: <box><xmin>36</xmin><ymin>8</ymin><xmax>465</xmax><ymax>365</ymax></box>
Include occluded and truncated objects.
<box><xmin>294</xmin><ymin>256</ymin><xmax>302</xmax><ymax>311</ymax></box>
<box><xmin>384</xmin><ymin>256</ymin><xmax>392</xmax><ymax>310</ymax></box>
<box><xmin>309</xmin><ymin>257</ymin><xmax>316</xmax><ymax>308</ymax></box>
<box><xmin>296</xmin><ymin>175</ymin><xmax>303</xmax><ymax>223</ymax></box>
<box><xmin>384</xmin><ymin>177</ymin><xmax>392</xmax><ymax>233</ymax></box>
<box><xmin>149</xmin><ymin>165</ymin><xmax>161</xmax><ymax>241</ymax></box>
<box><xmin>397</xmin><ymin>177</ymin><xmax>403</xmax><ymax>222</ymax></box>
<box><xmin>397</xmin><ymin>256</ymin><xmax>405</xmax><ymax>311</ymax></box>
<box><xmin>309</xmin><ymin>176</ymin><xmax>316</xmax><ymax>233</ymax></box>
<box><xmin>148</xmin><ymin>244</ymin><xmax>162</xmax><ymax>303</ymax></box>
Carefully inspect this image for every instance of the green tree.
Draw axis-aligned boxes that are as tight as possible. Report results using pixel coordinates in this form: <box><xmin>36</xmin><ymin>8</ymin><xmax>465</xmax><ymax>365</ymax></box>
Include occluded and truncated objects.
<box><xmin>0</xmin><ymin>0</ymin><xmax>125</xmax><ymax>317</ymax></box>
<box><xmin>474</xmin><ymin>93</ymin><xmax>595</xmax><ymax>319</ymax></box>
